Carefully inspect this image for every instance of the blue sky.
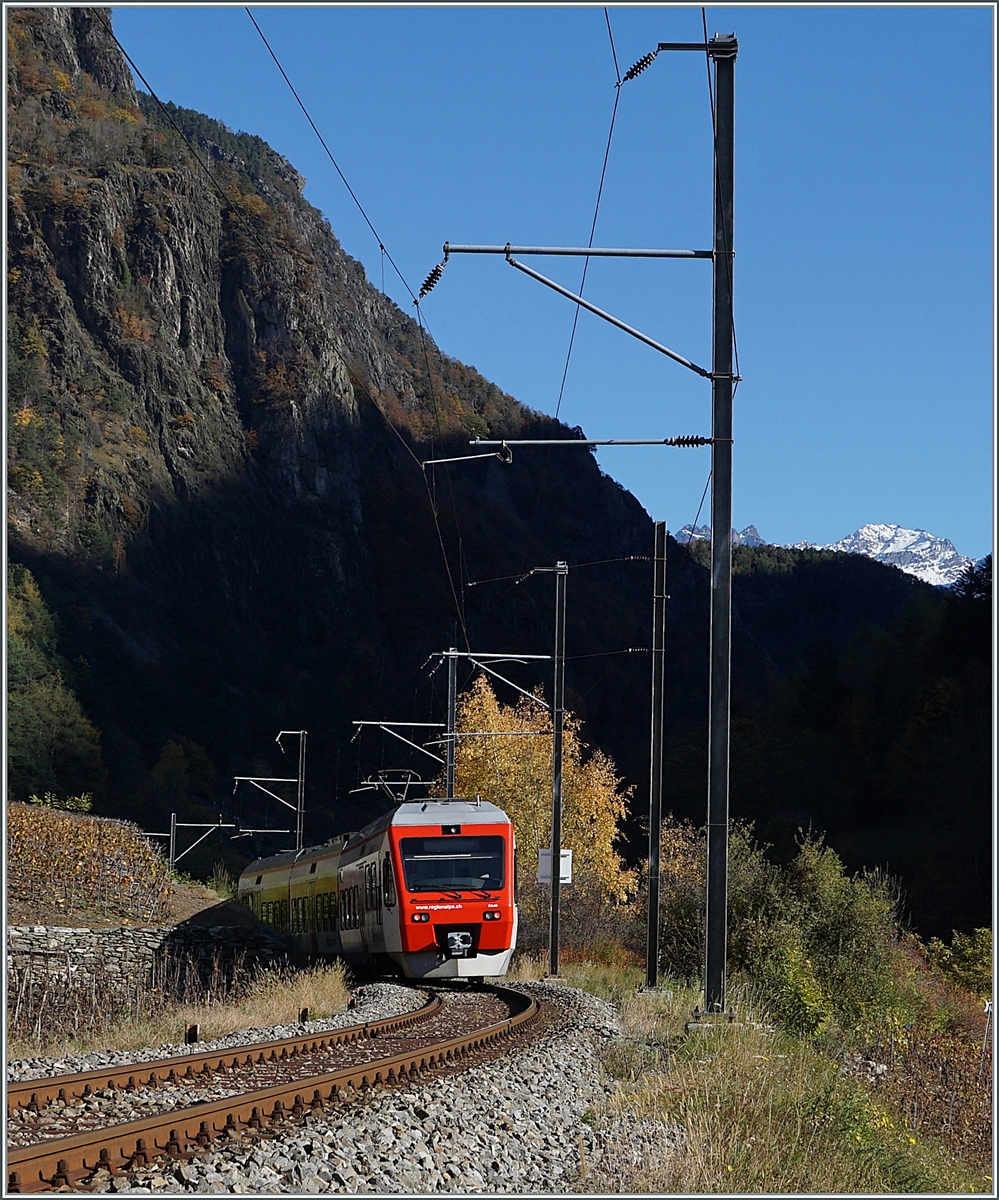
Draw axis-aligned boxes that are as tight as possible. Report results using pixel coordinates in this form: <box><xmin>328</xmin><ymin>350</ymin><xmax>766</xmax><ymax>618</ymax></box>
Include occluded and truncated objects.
<box><xmin>111</xmin><ymin>4</ymin><xmax>994</xmax><ymax>559</ymax></box>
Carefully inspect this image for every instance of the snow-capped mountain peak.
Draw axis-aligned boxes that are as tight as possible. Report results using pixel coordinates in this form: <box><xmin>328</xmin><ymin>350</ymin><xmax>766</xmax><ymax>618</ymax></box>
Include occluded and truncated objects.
<box><xmin>673</xmin><ymin>521</ymin><xmax>973</xmax><ymax>587</ymax></box>
<box><xmin>816</xmin><ymin>523</ymin><xmax>972</xmax><ymax>587</ymax></box>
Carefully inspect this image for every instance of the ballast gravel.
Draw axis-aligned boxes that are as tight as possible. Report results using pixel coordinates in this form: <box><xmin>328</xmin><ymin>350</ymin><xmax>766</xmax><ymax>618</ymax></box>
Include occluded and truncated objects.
<box><xmin>84</xmin><ymin>982</ymin><xmax>684</xmax><ymax>1194</ymax></box>
<box><xmin>6</xmin><ymin>983</ymin><xmax>425</xmax><ymax>1084</ymax></box>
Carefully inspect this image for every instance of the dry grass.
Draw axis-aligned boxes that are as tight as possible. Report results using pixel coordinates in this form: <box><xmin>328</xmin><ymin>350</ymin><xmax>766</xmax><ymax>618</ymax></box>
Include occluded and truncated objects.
<box><xmin>7</xmin><ymin>960</ymin><xmax>350</xmax><ymax>1061</ymax></box>
<box><xmin>510</xmin><ymin>956</ymin><xmax>991</xmax><ymax>1194</ymax></box>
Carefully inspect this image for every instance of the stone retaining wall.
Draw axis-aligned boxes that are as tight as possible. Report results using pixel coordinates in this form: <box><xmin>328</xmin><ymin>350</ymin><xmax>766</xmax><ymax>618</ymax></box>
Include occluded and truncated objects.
<box><xmin>6</xmin><ymin>924</ymin><xmax>291</xmax><ymax>992</ymax></box>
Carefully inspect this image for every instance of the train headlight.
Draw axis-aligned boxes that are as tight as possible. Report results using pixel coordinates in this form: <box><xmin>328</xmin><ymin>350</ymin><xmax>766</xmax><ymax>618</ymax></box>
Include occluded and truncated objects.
<box><xmin>411</xmin><ymin>912</ymin><xmax>430</xmax><ymax>922</ymax></box>
<box><xmin>483</xmin><ymin>910</ymin><xmax>502</xmax><ymax>921</ymax></box>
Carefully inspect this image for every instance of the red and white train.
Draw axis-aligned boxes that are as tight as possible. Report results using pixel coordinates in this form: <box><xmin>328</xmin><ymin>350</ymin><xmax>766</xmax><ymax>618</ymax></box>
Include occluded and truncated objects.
<box><xmin>237</xmin><ymin>798</ymin><xmax>517</xmax><ymax>980</ymax></box>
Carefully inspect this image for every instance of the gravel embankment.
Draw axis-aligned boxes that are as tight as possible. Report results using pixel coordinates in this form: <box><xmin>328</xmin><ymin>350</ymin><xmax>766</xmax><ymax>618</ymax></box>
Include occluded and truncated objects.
<box><xmin>97</xmin><ymin>982</ymin><xmax>684</xmax><ymax>1194</ymax></box>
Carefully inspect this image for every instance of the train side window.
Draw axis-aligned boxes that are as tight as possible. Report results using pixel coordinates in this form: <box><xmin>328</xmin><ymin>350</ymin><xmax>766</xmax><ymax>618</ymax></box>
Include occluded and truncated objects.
<box><xmin>340</xmin><ymin>887</ymin><xmax>356</xmax><ymax>931</ymax></box>
<box><xmin>383</xmin><ymin>853</ymin><xmax>396</xmax><ymax>908</ymax></box>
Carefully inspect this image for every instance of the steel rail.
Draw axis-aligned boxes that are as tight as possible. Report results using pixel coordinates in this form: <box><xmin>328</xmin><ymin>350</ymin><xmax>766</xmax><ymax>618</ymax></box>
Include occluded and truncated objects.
<box><xmin>6</xmin><ymin>996</ymin><xmax>443</xmax><ymax>1115</ymax></box>
<box><xmin>7</xmin><ymin>987</ymin><xmax>541</xmax><ymax>1194</ymax></box>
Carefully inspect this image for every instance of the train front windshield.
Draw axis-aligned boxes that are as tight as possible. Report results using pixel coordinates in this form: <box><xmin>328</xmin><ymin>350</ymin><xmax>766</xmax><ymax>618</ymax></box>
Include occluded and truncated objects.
<box><xmin>399</xmin><ymin>835</ymin><xmax>505</xmax><ymax>891</ymax></box>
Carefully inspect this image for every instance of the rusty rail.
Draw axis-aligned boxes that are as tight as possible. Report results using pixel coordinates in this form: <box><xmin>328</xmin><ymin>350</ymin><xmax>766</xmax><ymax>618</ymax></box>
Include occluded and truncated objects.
<box><xmin>7</xmin><ymin>994</ymin><xmax>442</xmax><ymax>1115</ymax></box>
<box><xmin>7</xmin><ymin>986</ymin><xmax>540</xmax><ymax>1193</ymax></box>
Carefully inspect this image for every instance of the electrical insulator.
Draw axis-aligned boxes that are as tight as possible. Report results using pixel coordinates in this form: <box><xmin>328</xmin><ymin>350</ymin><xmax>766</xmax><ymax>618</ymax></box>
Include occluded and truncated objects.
<box><xmin>418</xmin><ymin>260</ymin><xmax>446</xmax><ymax>300</ymax></box>
<box><xmin>621</xmin><ymin>49</ymin><xmax>658</xmax><ymax>84</ymax></box>
<box><xmin>670</xmin><ymin>435</ymin><xmax>710</xmax><ymax>448</ymax></box>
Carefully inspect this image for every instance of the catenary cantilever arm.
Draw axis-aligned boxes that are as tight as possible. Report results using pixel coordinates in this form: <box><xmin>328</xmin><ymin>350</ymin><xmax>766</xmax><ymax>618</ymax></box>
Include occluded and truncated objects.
<box><xmin>505</xmin><ymin>255</ymin><xmax>710</xmax><ymax>378</ymax></box>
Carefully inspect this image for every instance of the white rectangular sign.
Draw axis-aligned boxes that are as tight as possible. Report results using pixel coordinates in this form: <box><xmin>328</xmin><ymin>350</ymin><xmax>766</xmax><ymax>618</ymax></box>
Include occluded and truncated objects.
<box><xmin>537</xmin><ymin>849</ymin><xmax>573</xmax><ymax>884</ymax></box>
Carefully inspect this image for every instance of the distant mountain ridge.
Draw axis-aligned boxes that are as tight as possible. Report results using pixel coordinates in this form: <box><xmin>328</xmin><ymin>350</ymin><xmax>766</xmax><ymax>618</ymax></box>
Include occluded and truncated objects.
<box><xmin>676</xmin><ymin>522</ymin><xmax>972</xmax><ymax>587</ymax></box>
<box><xmin>675</xmin><ymin>524</ymin><xmax>766</xmax><ymax>548</ymax></box>
<box><xmin>794</xmin><ymin>523</ymin><xmax>973</xmax><ymax>587</ymax></box>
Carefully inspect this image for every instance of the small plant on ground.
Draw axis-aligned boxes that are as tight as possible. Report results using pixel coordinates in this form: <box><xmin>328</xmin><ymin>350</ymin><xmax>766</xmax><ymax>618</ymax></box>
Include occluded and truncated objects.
<box><xmin>207</xmin><ymin>861</ymin><xmax>238</xmax><ymax>900</ymax></box>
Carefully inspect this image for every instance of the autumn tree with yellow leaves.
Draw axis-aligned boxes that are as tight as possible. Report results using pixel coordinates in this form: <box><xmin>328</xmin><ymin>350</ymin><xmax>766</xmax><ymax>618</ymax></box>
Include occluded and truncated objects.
<box><xmin>435</xmin><ymin>674</ymin><xmax>637</xmax><ymax>951</ymax></box>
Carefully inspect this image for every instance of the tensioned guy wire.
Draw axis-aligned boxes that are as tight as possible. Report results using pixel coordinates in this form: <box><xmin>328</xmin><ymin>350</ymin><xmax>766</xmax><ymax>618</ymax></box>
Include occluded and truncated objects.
<box><xmin>245</xmin><ymin>7</ymin><xmax>416</xmax><ymax>305</ymax></box>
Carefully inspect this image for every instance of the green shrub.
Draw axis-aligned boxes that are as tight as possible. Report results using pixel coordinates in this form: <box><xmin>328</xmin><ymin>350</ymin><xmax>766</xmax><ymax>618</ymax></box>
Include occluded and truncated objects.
<box><xmin>924</xmin><ymin>928</ymin><xmax>992</xmax><ymax>998</ymax></box>
<box><xmin>755</xmin><ymin>926</ymin><xmax>832</xmax><ymax>1035</ymax></box>
<box><xmin>657</xmin><ymin>819</ymin><xmax>919</xmax><ymax>1042</ymax></box>
<box><xmin>27</xmin><ymin>791</ymin><xmax>93</xmax><ymax>812</ymax></box>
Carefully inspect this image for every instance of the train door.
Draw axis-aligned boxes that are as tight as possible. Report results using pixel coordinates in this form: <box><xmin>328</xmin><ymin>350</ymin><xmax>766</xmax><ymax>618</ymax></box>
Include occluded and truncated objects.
<box><xmin>359</xmin><ymin>857</ymin><xmax>373</xmax><ymax>956</ymax></box>
<box><xmin>308</xmin><ymin>879</ymin><xmax>318</xmax><ymax>956</ymax></box>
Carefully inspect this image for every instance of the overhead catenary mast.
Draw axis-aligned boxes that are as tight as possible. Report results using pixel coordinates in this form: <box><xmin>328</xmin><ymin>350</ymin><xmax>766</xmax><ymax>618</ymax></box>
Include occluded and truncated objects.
<box><xmin>420</xmin><ymin>31</ymin><xmax>739</xmax><ymax>1016</ymax></box>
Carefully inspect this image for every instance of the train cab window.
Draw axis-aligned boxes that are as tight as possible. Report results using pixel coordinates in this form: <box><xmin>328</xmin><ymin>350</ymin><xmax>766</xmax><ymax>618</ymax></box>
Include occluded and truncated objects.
<box><xmin>382</xmin><ymin>853</ymin><xmax>397</xmax><ymax>908</ymax></box>
<box><xmin>399</xmin><ymin>836</ymin><xmax>505</xmax><ymax>891</ymax></box>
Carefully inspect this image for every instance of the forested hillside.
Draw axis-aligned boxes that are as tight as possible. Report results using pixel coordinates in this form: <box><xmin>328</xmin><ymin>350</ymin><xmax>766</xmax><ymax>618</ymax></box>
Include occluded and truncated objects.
<box><xmin>6</xmin><ymin>8</ymin><xmax>990</xmax><ymax>937</ymax></box>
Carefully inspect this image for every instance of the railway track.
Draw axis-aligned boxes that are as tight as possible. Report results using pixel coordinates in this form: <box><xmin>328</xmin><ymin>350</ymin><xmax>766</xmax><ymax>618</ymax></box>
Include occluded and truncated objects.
<box><xmin>7</xmin><ymin>984</ymin><xmax>542</xmax><ymax>1194</ymax></box>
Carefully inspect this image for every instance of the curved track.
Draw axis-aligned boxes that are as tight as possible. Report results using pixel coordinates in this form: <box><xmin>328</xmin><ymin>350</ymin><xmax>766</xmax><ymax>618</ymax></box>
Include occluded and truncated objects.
<box><xmin>7</xmin><ymin>985</ymin><xmax>542</xmax><ymax>1194</ymax></box>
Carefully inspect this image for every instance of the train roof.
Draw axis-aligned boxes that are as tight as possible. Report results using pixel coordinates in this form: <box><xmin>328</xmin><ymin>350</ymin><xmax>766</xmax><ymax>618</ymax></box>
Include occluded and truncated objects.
<box><xmin>382</xmin><ymin>797</ymin><xmax>509</xmax><ymax>829</ymax></box>
<box><xmin>243</xmin><ymin>836</ymin><xmax>349</xmax><ymax>875</ymax></box>
<box><xmin>242</xmin><ymin>799</ymin><xmax>510</xmax><ymax>875</ymax></box>
<box><xmin>348</xmin><ymin>797</ymin><xmax>510</xmax><ymax>844</ymax></box>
